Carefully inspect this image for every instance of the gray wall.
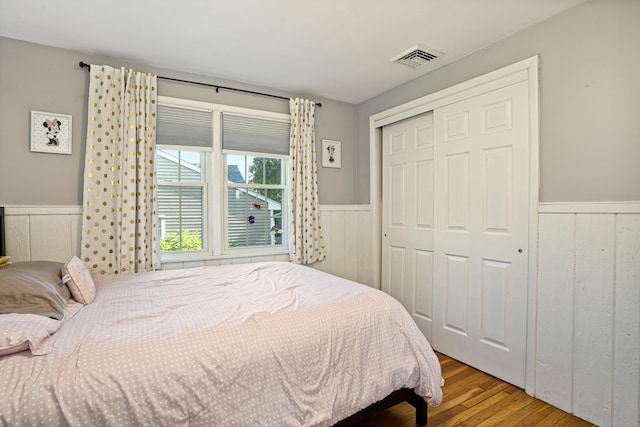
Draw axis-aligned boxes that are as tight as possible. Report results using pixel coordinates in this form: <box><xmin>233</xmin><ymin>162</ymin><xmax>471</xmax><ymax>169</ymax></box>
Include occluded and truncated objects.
<box><xmin>3</xmin><ymin>0</ymin><xmax>638</xmax><ymax>207</ymax></box>
<box><xmin>0</xmin><ymin>37</ymin><xmax>356</xmax><ymax>206</ymax></box>
<box><xmin>355</xmin><ymin>0</ymin><xmax>640</xmax><ymax>203</ymax></box>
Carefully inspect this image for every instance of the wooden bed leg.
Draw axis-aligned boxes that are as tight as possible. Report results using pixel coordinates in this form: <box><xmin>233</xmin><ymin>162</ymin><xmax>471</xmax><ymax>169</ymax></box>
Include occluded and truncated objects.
<box><xmin>408</xmin><ymin>394</ymin><xmax>428</xmax><ymax>426</ymax></box>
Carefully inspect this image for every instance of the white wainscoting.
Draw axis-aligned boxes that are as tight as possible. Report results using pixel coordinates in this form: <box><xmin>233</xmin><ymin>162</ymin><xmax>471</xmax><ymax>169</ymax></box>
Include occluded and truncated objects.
<box><xmin>9</xmin><ymin>202</ymin><xmax>636</xmax><ymax>426</ymax></box>
<box><xmin>4</xmin><ymin>206</ymin><xmax>82</xmax><ymax>263</ymax></box>
<box><xmin>313</xmin><ymin>205</ymin><xmax>373</xmax><ymax>287</ymax></box>
<box><xmin>3</xmin><ymin>205</ymin><xmax>372</xmax><ymax>285</ymax></box>
<box><xmin>536</xmin><ymin>202</ymin><xmax>640</xmax><ymax>427</ymax></box>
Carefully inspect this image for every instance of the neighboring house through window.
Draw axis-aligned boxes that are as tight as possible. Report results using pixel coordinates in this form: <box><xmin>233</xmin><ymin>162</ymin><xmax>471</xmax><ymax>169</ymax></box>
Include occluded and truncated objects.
<box><xmin>156</xmin><ymin>97</ymin><xmax>289</xmax><ymax>259</ymax></box>
<box><xmin>226</xmin><ymin>160</ymin><xmax>285</xmax><ymax>248</ymax></box>
<box><xmin>156</xmin><ymin>149</ymin><xmax>206</xmax><ymax>252</ymax></box>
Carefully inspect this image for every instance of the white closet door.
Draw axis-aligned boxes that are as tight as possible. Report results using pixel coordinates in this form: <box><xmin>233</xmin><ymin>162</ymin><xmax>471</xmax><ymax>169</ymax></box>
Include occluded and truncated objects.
<box><xmin>381</xmin><ymin>112</ymin><xmax>434</xmax><ymax>341</ymax></box>
<box><xmin>432</xmin><ymin>80</ymin><xmax>530</xmax><ymax>387</ymax></box>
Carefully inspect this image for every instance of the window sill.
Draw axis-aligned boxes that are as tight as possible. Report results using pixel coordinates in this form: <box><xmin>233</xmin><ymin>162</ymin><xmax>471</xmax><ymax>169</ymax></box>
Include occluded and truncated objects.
<box><xmin>159</xmin><ymin>249</ymin><xmax>290</xmax><ymax>267</ymax></box>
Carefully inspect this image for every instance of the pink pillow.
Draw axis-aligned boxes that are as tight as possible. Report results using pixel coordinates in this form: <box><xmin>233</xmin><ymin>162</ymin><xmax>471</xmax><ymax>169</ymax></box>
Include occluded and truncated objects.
<box><xmin>0</xmin><ymin>313</ymin><xmax>61</xmax><ymax>356</ymax></box>
<box><xmin>61</xmin><ymin>256</ymin><xmax>96</xmax><ymax>304</ymax></box>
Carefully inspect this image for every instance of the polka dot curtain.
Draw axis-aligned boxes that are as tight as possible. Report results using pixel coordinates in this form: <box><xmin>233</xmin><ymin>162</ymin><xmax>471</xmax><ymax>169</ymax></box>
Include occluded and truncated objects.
<box><xmin>288</xmin><ymin>98</ymin><xmax>325</xmax><ymax>265</ymax></box>
<box><xmin>80</xmin><ymin>64</ymin><xmax>159</xmax><ymax>275</ymax></box>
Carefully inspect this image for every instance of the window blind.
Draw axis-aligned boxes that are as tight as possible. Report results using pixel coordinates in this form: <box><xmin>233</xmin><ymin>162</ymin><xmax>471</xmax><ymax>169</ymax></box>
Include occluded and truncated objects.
<box><xmin>157</xmin><ymin>104</ymin><xmax>213</xmax><ymax>148</ymax></box>
<box><xmin>222</xmin><ymin>114</ymin><xmax>290</xmax><ymax>156</ymax></box>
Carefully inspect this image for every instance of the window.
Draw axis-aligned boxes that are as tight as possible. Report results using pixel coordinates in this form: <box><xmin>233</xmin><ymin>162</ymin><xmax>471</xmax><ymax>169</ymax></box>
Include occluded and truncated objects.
<box><xmin>156</xmin><ymin>149</ymin><xmax>206</xmax><ymax>252</ymax></box>
<box><xmin>155</xmin><ymin>97</ymin><xmax>290</xmax><ymax>258</ymax></box>
<box><xmin>226</xmin><ymin>154</ymin><xmax>285</xmax><ymax>248</ymax></box>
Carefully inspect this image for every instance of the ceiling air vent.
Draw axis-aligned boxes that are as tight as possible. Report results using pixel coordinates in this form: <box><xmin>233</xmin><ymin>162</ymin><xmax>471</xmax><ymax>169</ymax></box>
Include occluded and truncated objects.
<box><xmin>390</xmin><ymin>44</ymin><xmax>443</xmax><ymax>68</ymax></box>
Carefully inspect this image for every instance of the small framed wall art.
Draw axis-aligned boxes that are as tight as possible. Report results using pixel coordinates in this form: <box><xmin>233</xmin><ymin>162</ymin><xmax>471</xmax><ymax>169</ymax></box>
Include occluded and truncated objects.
<box><xmin>30</xmin><ymin>110</ymin><xmax>72</xmax><ymax>155</ymax></box>
<box><xmin>321</xmin><ymin>139</ymin><xmax>341</xmax><ymax>168</ymax></box>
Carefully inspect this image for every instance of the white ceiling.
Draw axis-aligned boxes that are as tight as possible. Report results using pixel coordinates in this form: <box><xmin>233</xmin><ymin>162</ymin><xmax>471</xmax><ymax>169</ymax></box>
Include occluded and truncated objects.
<box><xmin>0</xmin><ymin>0</ymin><xmax>584</xmax><ymax>104</ymax></box>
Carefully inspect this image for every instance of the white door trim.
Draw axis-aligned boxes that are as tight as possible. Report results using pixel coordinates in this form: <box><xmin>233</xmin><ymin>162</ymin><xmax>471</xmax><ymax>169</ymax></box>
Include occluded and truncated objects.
<box><xmin>369</xmin><ymin>55</ymin><xmax>539</xmax><ymax>395</ymax></box>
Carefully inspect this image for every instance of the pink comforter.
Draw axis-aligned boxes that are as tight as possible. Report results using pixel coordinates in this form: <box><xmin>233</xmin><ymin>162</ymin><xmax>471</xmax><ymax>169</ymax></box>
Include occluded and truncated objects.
<box><xmin>0</xmin><ymin>261</ymin><xmax>442</xmax><ymax>426</ymax></box>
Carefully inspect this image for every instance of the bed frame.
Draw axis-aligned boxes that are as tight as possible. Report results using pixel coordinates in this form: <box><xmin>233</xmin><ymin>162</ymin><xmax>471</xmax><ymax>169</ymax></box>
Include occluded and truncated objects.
<box><xmin>0</xmin><ymin>206</ymin><xmax>427</xmax><ymax>425</ymax></box>
<box><xmin>334</xmin><ymin>388</ymin><xmax>428</xmax><ymax>426</ymax></box>
<box><xmin>0</xmin><ymin>206</ymin><xmax>5</xmax><ymax>256</ymax></box>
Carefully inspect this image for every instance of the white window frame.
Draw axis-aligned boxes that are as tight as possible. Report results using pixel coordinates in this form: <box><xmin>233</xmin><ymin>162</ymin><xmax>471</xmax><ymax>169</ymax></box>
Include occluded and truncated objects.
<box><xmin>156</xmin><ymin>148</ymin><xmax>209</xmax><ymax>255</ymax></box>
<box><xmin>223</xmin><ymin>150</ymin><xmax>288</xmax><ymax>255</ymax></box>
<box><xmin>157</xmin><ymin>96</ymin><xmax>290</xmax><ymax>262</ymax></box>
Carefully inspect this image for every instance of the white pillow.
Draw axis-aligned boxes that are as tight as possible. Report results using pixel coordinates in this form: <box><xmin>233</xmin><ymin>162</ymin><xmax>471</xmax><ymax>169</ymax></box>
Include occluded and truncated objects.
<box><xmin>0</xmin><ymin>313</ymin><xmax>61</xmax><ymax>356</ymax></box>
<box><xmin>61</xmin><ymin>256</ymin><xmax>96</xmax><ymax>304</ymax></box>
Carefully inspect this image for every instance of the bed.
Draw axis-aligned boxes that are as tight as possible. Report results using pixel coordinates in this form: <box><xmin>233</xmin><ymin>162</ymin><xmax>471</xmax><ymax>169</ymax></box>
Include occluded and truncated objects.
<box><xmin>0</xmin><ymin>217</ymin><xmax>442</xmax><ymax>426</ymax></box>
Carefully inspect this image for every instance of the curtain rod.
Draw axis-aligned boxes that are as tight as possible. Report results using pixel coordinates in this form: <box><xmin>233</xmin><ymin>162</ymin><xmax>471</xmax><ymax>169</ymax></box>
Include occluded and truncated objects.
<box><xmin>78</xmin><ymin>61</ymin><xmax>321</xmax><ymax>107</ymax></box>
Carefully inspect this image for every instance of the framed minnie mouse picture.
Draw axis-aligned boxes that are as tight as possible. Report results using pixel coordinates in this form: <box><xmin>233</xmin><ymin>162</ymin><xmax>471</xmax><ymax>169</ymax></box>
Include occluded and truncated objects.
<box><xmin>321</xmin><ymin>139</ymin><xmax>341</xmax><ymax>168</ymax></box>
<box><xmin>30</xmin><ymin>110</ymin><xmax>72</xmax><ymax>155</ymax></box>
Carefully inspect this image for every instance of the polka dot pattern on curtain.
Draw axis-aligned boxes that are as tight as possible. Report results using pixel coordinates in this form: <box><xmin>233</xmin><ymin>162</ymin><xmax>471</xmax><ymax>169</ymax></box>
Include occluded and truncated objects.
<box><xmin>80</xmin><ymin>65</ymin><xmax>159</xmax><ymax>275</ymax></box>
<box><xmin>289</xmin><ymin>98</ymin><xmax>325</xmax><ymax>265</ymax></box>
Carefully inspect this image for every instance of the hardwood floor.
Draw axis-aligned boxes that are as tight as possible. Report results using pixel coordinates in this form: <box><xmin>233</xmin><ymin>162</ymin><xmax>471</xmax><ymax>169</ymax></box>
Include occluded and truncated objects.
<box><xmin>355</xmin><ymin>353</ymin><xmax>596</xmax><ymax>427</ymax></box>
